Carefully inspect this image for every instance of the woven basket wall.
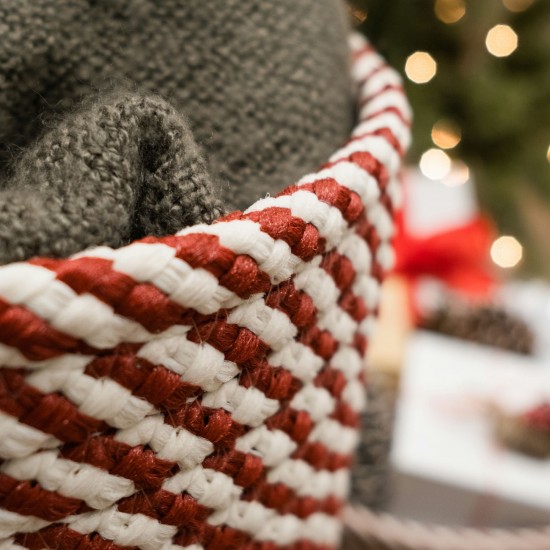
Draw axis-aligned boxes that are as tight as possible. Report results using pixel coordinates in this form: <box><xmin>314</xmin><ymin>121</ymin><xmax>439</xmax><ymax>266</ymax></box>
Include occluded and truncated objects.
<box><xmin>0</xmin><ymin>34</ymin><xmax>411</xmax><ymax>550</ymax></box>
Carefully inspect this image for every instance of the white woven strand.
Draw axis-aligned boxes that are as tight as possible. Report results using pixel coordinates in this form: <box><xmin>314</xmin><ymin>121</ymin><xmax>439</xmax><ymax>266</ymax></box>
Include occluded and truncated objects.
<box><xmin>0</xmin><ymin>510</ymin><xmax>49</xmax><ymax>540</ymax></box>
<box><xmin>0</xmin><ymin>411</ymin><xmax>61</xmax><ymax>460</ymax></box>
<box><xmin>266</xmin><ymin>460</ymin><xmax>349</xmax><ymax>500</ymax></box>
<box><xmin>308</xmin><ymin>418</ymin><xmax>359</xmax><ymax>454</ymax></box>
<box><xmin>67</xmin><ymin>508</ymin><xmax>178</xmax><ymax>550</ymax></box>
<box><xmin>358</xmin><ymin>66</ymin><xmax>403</xmax><ymax>105</ymax></box>
<box><xmin>353</xmin><ymin>111</ymin><xmax>410</xmax><ymax>150</ymax></box>
<box><xmin>0</xmin><ymin>263</ymin><xmax>152</xmax><ymax>349</ymax></box>
<box><xmin>200</xmin><ymin>378</ymin><xmax>279</xmax><ymax>428</ymax></box>
<box><xmin>178</xmin><ymin>220</ymin><xmax>300</xmax><ymax>285</ymax></box>
<box><xmin>352</xmin><ymin>49</ymin><xmax>385</xmax><ymax>85</ymax></box>
<box><xmin>0</xmin><ymin>538</ymin><xmax>27</xmax><ymax>550</ymax></box>
<box><xmin>81</xmin><ymin>242</ymin><xmax>243</xmax><ymax>314</ymax></box>
<box><xmin>1</xmin><ymin>451</ymin><xmax>135</xmax><ymax>510</ymax></box>
<box><xmin>235</xmin><ymin>425</ymin><xmax>297</xmax><ymax>468</ymax></box>
<box><xmin>113</xmin><ymin>414</ymin><xmax>214</xmax><ymax>470</ymax></box>
<box><xmin>209</xmin><ymin>501</ymin><xmax>341</xmax><ymax>546</ymax></box>
<box><xmin>359</xmin><ymin>89</ymin><xmax>413</xmax><ymax>123</ymax></box>
<box><xmin>244</xmin><ymin>191</ymin><xmax>348</xmax><ymax>249</ymax></box>
<box><xmin>0</xmin><ymin>345</ymin><xmax>92</xmax><ymax>371</ymax></box>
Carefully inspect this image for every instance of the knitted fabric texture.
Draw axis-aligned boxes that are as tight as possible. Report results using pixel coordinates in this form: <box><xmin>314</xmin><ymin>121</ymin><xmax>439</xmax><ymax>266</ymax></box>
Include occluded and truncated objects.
<box><xmin>0</xmin><ymin>35</ymin><xmax>411</xmax><ymax>549</ymax></box>
<box><xmin>0</xmin><ymin>0</ymin><xmax>353</xmax><ymax>264</ymax></box>
<box><xmin>0</xmin><ymin>93</ymin><xmax>225</xmax><ymax>263</ymax></box>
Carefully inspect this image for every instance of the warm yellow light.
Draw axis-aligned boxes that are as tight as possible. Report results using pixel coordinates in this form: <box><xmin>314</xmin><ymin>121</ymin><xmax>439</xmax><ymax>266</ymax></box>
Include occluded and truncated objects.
<box><xmin>547</xmin><ymin>144</ymin><xmax>550</xmax><ymax>163</ymax></box>
<box><xmin>431</xmin><ymin>119</ymin><xmax>462</xmax><ymax>149</ymax></box>
<box><xmin>442</xmin><ymin>160</ymin><xmax>470</xmax><ymax>186</ymax></box>
<box><xmin>491</xmin><ymin>236</ymin><xmax>523</xmax><ymax>268</ymax></box>
<box><xmin>486</xmin><ymin>25</ymin><xmax>518</xmax><ymax>57</ymax></box>
<box><xmin>435</xmin><ymin>0</ymin><xmax>466</xmax><ymax>24</ymax></box>
<box><xmin>405</xmin><ymin>52</ymin><xmax>437</xmax><ymax>84</ymax></box>
<box><xmin>502</xmin><ymin>0</ymin><xmax>534</xmax><ymax>12</ymax></box>
<box><xmin>420</xmin><ymin>149</ymin><xmax>452</xmax><ymax>180</ymax></box>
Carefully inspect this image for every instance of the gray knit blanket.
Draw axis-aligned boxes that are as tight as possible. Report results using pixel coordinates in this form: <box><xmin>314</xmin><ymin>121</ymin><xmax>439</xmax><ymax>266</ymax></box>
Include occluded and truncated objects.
<box><xmin>0</xmin><ymin>0</ymin><xmax>353</xmax><ymax>264</ymax></box>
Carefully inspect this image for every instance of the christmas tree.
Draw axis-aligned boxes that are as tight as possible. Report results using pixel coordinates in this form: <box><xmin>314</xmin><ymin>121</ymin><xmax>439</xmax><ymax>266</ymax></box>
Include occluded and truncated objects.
<box><xmin>353</xmin><ymin>0</ymin><xmax>550</xmax><ymax>276</ymax></box>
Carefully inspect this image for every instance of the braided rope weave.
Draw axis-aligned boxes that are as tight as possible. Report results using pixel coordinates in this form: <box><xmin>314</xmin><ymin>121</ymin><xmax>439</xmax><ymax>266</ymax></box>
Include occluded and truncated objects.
<box><xmin>0</xmin><ymin>34</ymin><xmax>411</xmax><ymax>550</ymax></box>
<box><xmin>344</xmin><ymin>506</ymin><xmax>550</xmax><ymax>550</ymax></box>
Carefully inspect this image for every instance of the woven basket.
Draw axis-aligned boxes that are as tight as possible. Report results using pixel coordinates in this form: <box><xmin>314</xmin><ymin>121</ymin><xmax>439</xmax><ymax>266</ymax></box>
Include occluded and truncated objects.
<box><xmin>344</xmin><ymin>506</ymin><xmax>550</xmax><ymax>550</ymax></box>
<box><xmin>0</xmin><ymin>34</ymin><xmax>411</xmax><ymax>550</ymax></box>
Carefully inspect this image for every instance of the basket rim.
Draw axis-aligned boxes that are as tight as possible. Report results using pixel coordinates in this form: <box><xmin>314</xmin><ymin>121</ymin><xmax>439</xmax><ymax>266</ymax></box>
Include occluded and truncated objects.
<box><xmin>345</xmin><ymin>504</ymin><xmax>550</xmax><ymax>550</ymax></box>
<box><xmin>0</xmin><ymin>33</ymin><xmax>412</xmax><ymax>549</ymax></box>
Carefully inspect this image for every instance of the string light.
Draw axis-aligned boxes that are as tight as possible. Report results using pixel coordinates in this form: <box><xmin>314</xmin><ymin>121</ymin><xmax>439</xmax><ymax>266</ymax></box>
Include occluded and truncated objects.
<box><xmin>491</xmin><ymin>236</ymin><xmax>523</xmax><ymax>268</ymax></box>
<box><xmin>420</xmin><ymin>148</ymin><xmax>452</xmax><ymax>180</ymax></box>
<box><xmin>442</xmin><ymin>160</ymin><xmax>470</xmax><ymax>186</ymax></box>
<box><xmin>435</xmin><ymin>0</ymin><xmax>466</xmax><ymax>24</ymax></box>
<box><xmin>405</xmin><ymin>51</ymin><xmax>437</xmax><ymax>83</ymax></box>
<box><xmin>486</xmin><ymin>25</ymin><xmax>518</xmax><ymax>57</ymax></box>
<box><xmin>502</xmin><ymin>0</ymin><xmax>534</xmax><ymax>12</ymax></box>
<box><xmin>431</xmin><ymin>119</ymin><xmax>462</xmax><ymax>149</ymax></box>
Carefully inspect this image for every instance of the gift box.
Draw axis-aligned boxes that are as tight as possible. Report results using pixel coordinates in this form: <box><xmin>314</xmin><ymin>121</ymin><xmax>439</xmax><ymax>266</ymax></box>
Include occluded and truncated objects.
<box><xmin>389</xmin><ymin>331</ymin><xmax>550</xmax><ymax>528</ymax></box>
<box><xmin>367</xmin><ymin>168</ymin><xmax>498</xmax><ymax>380</ymax></box>
<box><xmin>393</xmin><ymin>167</ymin><xmax>497</xmax><ymax>320</ymax></box>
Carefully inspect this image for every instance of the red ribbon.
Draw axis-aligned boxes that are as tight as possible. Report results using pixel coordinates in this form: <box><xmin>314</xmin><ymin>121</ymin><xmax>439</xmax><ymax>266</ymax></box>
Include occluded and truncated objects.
<box><xmin>393</xmin><ymin>210</ymin><xmax>497</xmax><ymax>300</ymax></box>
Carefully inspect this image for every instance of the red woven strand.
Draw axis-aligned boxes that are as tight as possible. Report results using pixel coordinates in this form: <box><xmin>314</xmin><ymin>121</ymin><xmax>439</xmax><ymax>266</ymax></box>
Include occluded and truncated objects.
<box><xmin>0</xmin><ymin>473</ymin><xmax>88</xmax><ymax>521</ymax></box>
<box><xmin>0</xmin><ymin>299</ymin><xmax>97</xmax><ymax>361</ymax></box>
<box><xmin>15</xmin><ymin>526</ymin><xmax>134</xmax><ymax>550</ymax></box>
<box><xmin>61</xmin><ymin>438</ymin><xmax>177</xmax><ymax>491</ymax></box>
<box><xmin>0</xmin><ymin>369</ymin><xmax>106</xmax><ymax>441</ymax></box>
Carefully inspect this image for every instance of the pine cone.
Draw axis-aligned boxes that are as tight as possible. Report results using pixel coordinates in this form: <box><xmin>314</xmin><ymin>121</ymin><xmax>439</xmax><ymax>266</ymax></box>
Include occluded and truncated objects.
<box><xmin>421</xmin><ymin>304</ymin><xmax>534</xmax><ymax>355</ymax></box>
<box><xmin>495</xmin><ymin>403</ymin><xmax>550</xmax><ymax>459</ymax></box>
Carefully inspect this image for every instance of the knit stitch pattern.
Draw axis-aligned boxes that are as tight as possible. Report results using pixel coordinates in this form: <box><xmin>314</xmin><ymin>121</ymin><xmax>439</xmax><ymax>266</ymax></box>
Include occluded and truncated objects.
<box><xmin>0</xmin><ymin>0</ymin><xmax>353</xmax><ymax>264</ymax></box>
<box><xmin>0</xmin><ymin>92</ymin><xmax>225</xmax><ymax>263</ymax></box>
<box><xmin>0</xmin><ymin>36</ymin><xmax>411</xmax><ymax>549</ymax></box>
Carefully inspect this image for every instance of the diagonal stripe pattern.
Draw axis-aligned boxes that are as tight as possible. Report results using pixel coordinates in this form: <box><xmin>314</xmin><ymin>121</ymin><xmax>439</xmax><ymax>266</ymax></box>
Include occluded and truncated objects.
<box><xmin>0</xmin><ymin>34</ymin><xmax>410</xmax><ymax>550</ymax></box>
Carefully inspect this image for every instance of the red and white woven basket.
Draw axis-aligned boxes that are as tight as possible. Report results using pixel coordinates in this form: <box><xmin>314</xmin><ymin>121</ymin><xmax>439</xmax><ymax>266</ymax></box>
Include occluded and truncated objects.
<box><xmin>0</xmin><ymin>34</ymin><xmax>411</xmax><ymax>550</ymax></box>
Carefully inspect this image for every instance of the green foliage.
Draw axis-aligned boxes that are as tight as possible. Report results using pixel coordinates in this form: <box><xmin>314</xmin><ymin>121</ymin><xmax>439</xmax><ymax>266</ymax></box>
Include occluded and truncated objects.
<box><xmin>354</xmin><ymin>0</ymin><xmax>550</xmax><ymax>274</ymax></box>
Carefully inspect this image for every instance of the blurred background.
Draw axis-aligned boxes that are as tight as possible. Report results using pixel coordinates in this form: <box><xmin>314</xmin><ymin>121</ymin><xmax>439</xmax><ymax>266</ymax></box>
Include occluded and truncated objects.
<box><xmin>346</xmin><ymin>0</ymin><xmax>550</xmax><ymax>543</ymax></box>
<box><xmin>354</xmin><ymin>0</ymin><xmax>550</xmax><ymax>276</ymax></box>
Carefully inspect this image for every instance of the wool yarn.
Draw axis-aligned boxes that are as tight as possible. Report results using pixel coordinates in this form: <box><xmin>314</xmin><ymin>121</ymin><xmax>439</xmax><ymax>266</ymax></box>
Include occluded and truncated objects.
<box><xmin>0</xmin><ymin>92</ymin><xmax>225</xmax><ymax>263</ymax></box>
<box><xmin>0</xmin><ymin>34</ymin><xmax>411</xmax><ymax>549</ymax></box>
<box><xmin>0</xmin><ymin>0</ymin><xmax>353</xmax><ymax>264</ymax></box>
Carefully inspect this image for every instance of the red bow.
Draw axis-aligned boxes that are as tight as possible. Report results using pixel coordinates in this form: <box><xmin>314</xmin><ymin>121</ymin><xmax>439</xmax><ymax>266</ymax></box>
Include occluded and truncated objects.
<box><xmin>393</xmin><ymin>210</ymin><xmax>497</xmax><ymax>299</ymax></box>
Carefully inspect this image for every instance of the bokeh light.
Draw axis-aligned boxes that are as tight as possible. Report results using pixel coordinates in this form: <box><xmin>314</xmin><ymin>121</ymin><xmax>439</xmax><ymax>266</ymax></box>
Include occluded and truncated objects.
<box><xmin>486</xmin><ymin>25</ymin><xmax>518</xmax><ymax>57</ymax></box>
<box><xmin>491</xmin><ymin>235</ymin><xmax>523</xmax><ymax>268</ymax></box>
<box><xmin>435</xmin><ymin>0</ymin><xmax>466</xmax><ymax>24</ymax></box>
<box><xmin>405</xmin><ymin>52</ymin><xmax>437</xmax><ymax>83</ymax></box>
<box><xmin>502</xmin><ymin>0</ymin><xmax>534</xmax><ymax>12</ymax></box>
<box><xmin>420</xmin><ymin>148</ymin><xmax>452</xmax><ymax>180</ymax></box>
<box><xmin>432</xmin><ymin>119</ymin><xmax>462</xmax><ymax>149</ymax></box>
<box><xmin>442</xmin><ymin>160</ymin><xmax>470</xmax><ymax>186</ymax></box>
<box><xmin>547</xmin><ymin>144</ymin><xmax>550</xmax><ymax>164</ymax></box>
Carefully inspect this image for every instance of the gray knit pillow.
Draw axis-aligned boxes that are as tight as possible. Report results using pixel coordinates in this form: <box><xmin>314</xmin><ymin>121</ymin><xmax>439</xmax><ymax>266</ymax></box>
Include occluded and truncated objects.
<box><xmin>0</xmin><ymin>0</ymin><xmax>353</xmax><ymax>264</ymax></box>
